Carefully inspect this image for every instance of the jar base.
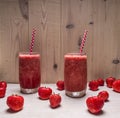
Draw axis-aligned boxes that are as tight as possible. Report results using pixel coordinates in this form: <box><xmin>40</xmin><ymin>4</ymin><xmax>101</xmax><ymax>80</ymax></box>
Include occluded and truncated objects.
<box><xmin>20</xmin><ymin>87</ymin><xmax>38</xmax><ymax>94</ymax></box>
<box><xmin>65</xmin><ymin>89</ymin><xmax>86</xmax><ymax>98</ymax></box>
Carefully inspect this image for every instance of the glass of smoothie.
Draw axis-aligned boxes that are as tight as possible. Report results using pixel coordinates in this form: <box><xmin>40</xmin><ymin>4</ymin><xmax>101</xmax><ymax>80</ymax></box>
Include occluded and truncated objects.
<box><xmin>19</xmin><ymin>52</ymin><xmax>41</xmax><ymax>94</ymax></box>
<box><xmin>64</xmin><ymin>53</ymin><xmax>87</xmax><ymax>97</ymax></box>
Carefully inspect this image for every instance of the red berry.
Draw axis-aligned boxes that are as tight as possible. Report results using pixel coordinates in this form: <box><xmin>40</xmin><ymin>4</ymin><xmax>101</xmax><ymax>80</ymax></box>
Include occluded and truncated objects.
<box><xmin>56</xmin><ymin>80</ymin><xmax>64</xmax><ymax>90</ymax></box>
<box><xmin>0</xmin><ymin>87</ymin><xmax>6</xmax><ymax>98</ymax></box>
<box><xmin>106</xmin><ymin>77</ymin><xmax>116</xmax><ymax>88</ymax></box>
<box><xmin>49</xmin><ymin>93</ymin><xmax>61</xmax><ymax>108</ymax></box>
<box><xmin>112</xmin><ymin>79</ymin><xmax>120</xmax><ymax>93</ymax></box>
<box><xmin>97</xmin><ymin>78</ymin><xmax>104</xmax><ymax>86</ymax></box>
<box><xmin>89</xmin><ymin>80</ymin><xmax>99</xmax><ymax>91</ymax></box>
<box><xmin>98</xmin><ymin>91</ymin><xmax>109</xmax><ymax>101</ymax></box>
<box><xmin>86</xmin><ymin>96</ymin><xmax>104</xmax><ymax>114</ymax></box>
<box><xmin>6</xmin><ymin>94</ymin><xmax>24</xmax><ymax>111</ymax></box>
<box><xmin>0</xmin><ymin>81</ymin><xmax>7</xmax><ymax>88</ymax></box>
<box><xmin>38</xmin><ymin>87</ymin><xmax>52</xmax><ymax>100</ymax></box>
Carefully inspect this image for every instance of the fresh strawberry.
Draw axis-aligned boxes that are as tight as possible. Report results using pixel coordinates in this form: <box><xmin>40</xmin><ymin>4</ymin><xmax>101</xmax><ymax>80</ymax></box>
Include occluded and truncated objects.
<box><xmin>106</xmin><ymin>77</ymin><xmax>116</xmax><ymax>88</ymax></box>
<box><xmin>0</xmin><ymin>87</ymin><xmax>6</xmax><ymax>98</ymax></box>
<box><xmin>97</xmin><ymin>78</ymin><xmax>104</xmax><ymax>86</ymax></box>
<box><xmin>49</xmin><ymin>93</ymin><xmax>61</xmax><ymax>108</ymax></box>
<box><xmin>98</xmin><ymin>91</ymin><xmax>109</xmax><ymax>101</ymax></box>
<box><xmin>112</xmin><ymin>79</ymin><xmax>120</xmax><ymax>93</ymax></box>
<box><xmin>38</xmin><ymin>87</ymin><xmax>52</xmax><ymax>100</ymax></box>
<box><xmin>6</xmin><ymin>94</ymin><xmax>24</xmax><ymax>111</ymax></box>
<box><xmin>56</xmin><ymin>80</ymin><xmax>64</xmax><ymax>90</ymax></box>
<box><xmin>86</xmin><ymin>96</ymin><xmax>104</xmax><ymax>114</ymax></box>
<box><xmin>88</xmin><ymin>80</ymin><xmax>99</xmax><ymax>91</ymax></box>
<box><xmin>0</xmin><ymin>81</ymin><xmax>7</xmax><ymax>88</ymax></box>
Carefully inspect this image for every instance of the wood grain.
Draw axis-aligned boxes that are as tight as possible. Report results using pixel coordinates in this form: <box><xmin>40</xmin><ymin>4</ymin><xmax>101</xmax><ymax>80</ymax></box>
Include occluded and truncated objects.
<box><xmin>0</xmin><ymin>0</ymin><xmax>28</xmax><ymax>83</ymax></box>
<box><xmin>0</xmin><ymin>0</ymin><xmax>120</xmax><ymax>83</ymax></box>
<box><xmin>29</xmin><ymin>0</ymin><xmax>61</xmax><ymax>83</ymax></box>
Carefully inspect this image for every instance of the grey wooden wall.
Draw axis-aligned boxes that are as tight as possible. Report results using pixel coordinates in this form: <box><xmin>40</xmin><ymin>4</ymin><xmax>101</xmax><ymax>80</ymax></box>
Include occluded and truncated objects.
<box><xmin>0</xmin><ymin>0</ymin><xmax>120</xmax><ymax>83</ymax></box>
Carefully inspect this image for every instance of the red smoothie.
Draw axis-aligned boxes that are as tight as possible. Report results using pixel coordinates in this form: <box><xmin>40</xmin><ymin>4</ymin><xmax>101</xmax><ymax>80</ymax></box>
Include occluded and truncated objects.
<box><xmin>64</xmin><ymin>53</ymin><xmax>87</xmax><ymax>97</ymax></box>
<box><xmin>19</xmin><ymin>52</ymin><xmax>41</xmax><ymax>93</ymax></box>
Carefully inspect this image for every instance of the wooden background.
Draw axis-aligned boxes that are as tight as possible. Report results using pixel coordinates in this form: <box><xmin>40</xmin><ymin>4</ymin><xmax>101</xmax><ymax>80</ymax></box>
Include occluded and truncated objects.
<box><xmin>0</xmin><ymin>0</ymin><xmax>120</xmax><ymax>83</ymax></box>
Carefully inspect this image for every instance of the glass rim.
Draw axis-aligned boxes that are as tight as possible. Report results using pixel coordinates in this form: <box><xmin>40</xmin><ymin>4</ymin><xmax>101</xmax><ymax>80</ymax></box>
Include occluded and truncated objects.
<box><xmin>65</xmin><ymin>52</ymin><xmax>86</xmax><ymax>55</ymax></box>
<box><xmin>19</xmin><ymin>52</ymin><xmax>40</xmax><ymax>55</ymax></box>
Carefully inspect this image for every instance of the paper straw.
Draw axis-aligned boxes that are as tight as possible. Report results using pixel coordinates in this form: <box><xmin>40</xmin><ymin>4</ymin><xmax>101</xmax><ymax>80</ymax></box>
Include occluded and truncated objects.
<box><xmin>29</xmin><ymin>28</ymin><xmax>36</xmax><ymax>55</ymax></box>
<box><xmin>80</xmin><ymin>30</ymin><xmax>88</xmax><ymax>54</ymax></box>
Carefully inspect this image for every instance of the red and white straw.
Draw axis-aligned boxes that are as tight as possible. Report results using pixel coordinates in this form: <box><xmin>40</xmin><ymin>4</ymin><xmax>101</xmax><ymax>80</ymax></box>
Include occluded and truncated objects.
<box><xmin>29</xmin><ymin>28</ymin><xmax>36</xmax><ymax>55</ymax></box>
<box><xmin>79</xmin><ymin>30</ymin><xmax>88</xmax><ymax>54</ymax></box>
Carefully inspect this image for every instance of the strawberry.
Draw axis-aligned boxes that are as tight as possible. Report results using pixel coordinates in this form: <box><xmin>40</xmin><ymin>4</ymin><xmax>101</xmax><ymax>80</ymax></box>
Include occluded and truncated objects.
<box><xmin>0</xmin><ymin>81</ymin><xmax>7</xmax><ymax>89</ymax></box>
<box><xmin>106</xmin><ymin>77</ymin><xmax>116</xmax><ymax>88</ymax></box>
<box><xmin>97</xmin><ymin>78</ymin><xmax>104</xmax><ymax>86</ymax></box>
<box><xmin>56</xmin><ymin>80</ymin><xmax>64</xmax><ymax>90</ymax></box>
<box><xmin>6</xmin><ymin>94</ymin><xmax>24</xmax><ymax>111</ymax></box>
<box><xmin>98</xmin><ymin>91</ymin><xmax>109</xmax><ymax>101</ymax></box>
<box><xmin>0</xmin><ymin>87</ymin><xmax>6</xmax><ymax>98</ymax></box>
<box><xmin>0</xmin><ymin>81</ymin><xmax>7</xmax><ymax>98</ymax></box>
<box><xmin>38</xmin><ymin>87</ymin><xmax>52</xmax><ymax>100</ymax></box>
<box><xmin>86</xmin><ymin>96</ymin><xmax>104</xmax><ymax>114</ymax></box>
<box><xmin>49</xmin><ymin>93</ymin><xmax>61</xmax><ymax>108</ymax></box>
<box><xmin>88</xmin><ymin>80</ymin><xmax>99</xmax><ymax>91</ymax></box>
<box><xmin>112</xmin><ymin>79</ymin><xmax>120</xmax><ymax>93</ymax></box>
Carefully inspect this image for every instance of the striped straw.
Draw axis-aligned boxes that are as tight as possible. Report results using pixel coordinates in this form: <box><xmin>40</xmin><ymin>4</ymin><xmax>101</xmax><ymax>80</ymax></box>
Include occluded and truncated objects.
<box><xmin>80</xmin><ymin>30</ymin><xmax>88</xmax><ymax>54</ymax></box>
<box><xmin>29</xmin><ymin>28</ymin><xmax>36</xmax><ymax>55</ymax></box>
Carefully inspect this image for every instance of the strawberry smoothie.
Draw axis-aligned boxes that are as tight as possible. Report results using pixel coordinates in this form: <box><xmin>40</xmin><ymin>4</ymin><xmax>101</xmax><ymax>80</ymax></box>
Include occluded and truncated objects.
<box><xmin>19</xmin><ymin>52</ymin><xmax>41</xmax><ymax>93</ymax></box>
<box><xmin>64</xmin><ymin>53</ymin><xmax>87</xmax><ymax>97</ymax></box>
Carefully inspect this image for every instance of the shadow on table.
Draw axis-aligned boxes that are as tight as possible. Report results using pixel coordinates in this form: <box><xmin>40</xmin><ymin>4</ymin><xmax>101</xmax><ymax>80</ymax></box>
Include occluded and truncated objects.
<box><xmin>87</xmin><ymin>110</ymin><xmax>106</xmax><ymax>116</ymax></box>
<box><xmin>6</xmin><ymin>108</ymin><xmax>23</xmax><ymax>114</ymax></box>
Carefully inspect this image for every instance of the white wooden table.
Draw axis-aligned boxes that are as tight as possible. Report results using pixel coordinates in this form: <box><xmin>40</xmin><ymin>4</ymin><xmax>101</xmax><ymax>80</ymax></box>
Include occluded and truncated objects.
<box><xmin>1</xmin><ymin>83</ymin><xmax>120</xmax><ymax>118</ymax></box>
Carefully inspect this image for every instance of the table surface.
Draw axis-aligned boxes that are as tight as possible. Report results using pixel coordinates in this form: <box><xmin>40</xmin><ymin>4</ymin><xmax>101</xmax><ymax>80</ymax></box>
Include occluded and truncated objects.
<box><xmin>1</xmin><ymin>83</ymin><xmax>120</xmax><ymax>118</ymax></box>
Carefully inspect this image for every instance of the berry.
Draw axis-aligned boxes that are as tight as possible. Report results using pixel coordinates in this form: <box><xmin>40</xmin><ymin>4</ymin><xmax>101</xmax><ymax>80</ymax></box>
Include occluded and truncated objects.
<box><xmin>89</xmin><ymin>80</ymin><xmax>99</xmax><ymax>91</ymax></box>
<box><xmin>38</xmin><ymin>87</ymin><xmax>52</xmax><ymax>100</ymax></box>
<box><xmin>112</xmin><ymin>79</ymin><xmax>120</xmax><ymax>93</ymax></box>
<box><xmin>56</xmin><ymin>80</ymin><xmax>64</xmax><ymax>90</ymax></box>
<box><xmin>106</xmin><ymin>77</ymin><xmax>116</xmax><ymax>88</ymax></box>
<box><xmin>98</xmin><ymin>91</ymin><xmax>109</xmax><ymax>101</ymax></box>
<box><xmin>86</xmin><ymin>96</ymin><xmax>104</xmax><ymax>114</ymax></box>
<box><xmin>0</xmin><ymin>87</ymin><xmax>6</xmax><ymax>98</ymax></box>
<box><xmin>49</xmin><ymin>93</ymin><xmax>61</xmax><ymax>108</ymax></box>
<box><xmin>6</xmin><ymin>94</ymin><xmax>24</xmax><ymax>111</ymax></box>
<box><xmin>97</xmin><ymin>78</ymin><xmax>104</xmax><ymax>86</ymax></box>
<box><xmin>0</xmin><ymin>81</ymin><xmax>7</xmax><ymax>88</ymax></box>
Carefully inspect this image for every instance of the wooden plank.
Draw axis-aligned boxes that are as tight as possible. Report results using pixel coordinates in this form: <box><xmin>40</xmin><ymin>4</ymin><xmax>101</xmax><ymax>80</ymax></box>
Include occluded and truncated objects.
<box><xmin>29</xmin><ymin>0</ymin><xmax>61</xmax><ymax>83</ymax></box>
<box><xmin>61</xmin><ymin>0</ymin><xmax>120</xmax><ymax>81</ymax></box>
<box><xmin>91</xmin><ymin>0</ymin><xmax>107</xmax><ymax>80</ymax></box>
<box><xmin>0</xmin><ymin>0</ymin><xmax>120</xmax><ymax>83</ymax></box>
<box><xmin>0</xmin><ymin>0</ymin><xmax>28</xmax><ymax>83</ymax></box>
<box><xmin>87</xmin><ymin>0</ymin><xmax>120</xmax><ymax>80</ymax></box>
<box><xmin>61</xmin><ymin>0</ymin><xmax>92</xmax><ymax>81</ymax></box>
<box><xmin>103</xmin><ymin>0</ymin><xmax>120</xmax><ymax>79</ymax></box>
